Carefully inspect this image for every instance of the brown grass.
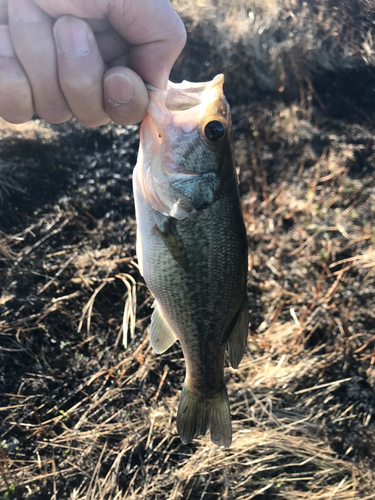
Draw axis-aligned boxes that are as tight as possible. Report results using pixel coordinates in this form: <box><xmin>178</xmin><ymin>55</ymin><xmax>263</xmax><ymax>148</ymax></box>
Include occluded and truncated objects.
<box><xmin>0</xmin><ymin>118</ymin><xmax>57</xmax><ymax>142</ymax></box>
<box><xmin>0</xmin><ymin>323</ymin><xmax>369</xmax><ymax>499</ymax></box>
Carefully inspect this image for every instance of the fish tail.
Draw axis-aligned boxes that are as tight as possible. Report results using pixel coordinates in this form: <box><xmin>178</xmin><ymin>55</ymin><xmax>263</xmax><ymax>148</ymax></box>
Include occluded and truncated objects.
<box><xmin>176</xmin><ymin>382</ymin><xmax>232</xmax><ymax>447</ymax></box>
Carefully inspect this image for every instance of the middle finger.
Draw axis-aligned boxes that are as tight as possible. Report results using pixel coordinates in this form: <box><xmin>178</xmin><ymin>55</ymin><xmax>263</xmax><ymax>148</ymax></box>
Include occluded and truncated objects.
<box><xmin>53</xmin><ymin>15</ymin><xmax>109</xmax><ymax>127</ymax></box>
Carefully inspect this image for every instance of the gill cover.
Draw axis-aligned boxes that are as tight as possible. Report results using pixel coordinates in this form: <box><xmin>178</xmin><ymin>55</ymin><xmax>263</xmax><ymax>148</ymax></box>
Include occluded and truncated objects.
<box><xmin>134</xmin><ymin>74</ymin><xmax>231</xmax><ymax>220</ymax></box>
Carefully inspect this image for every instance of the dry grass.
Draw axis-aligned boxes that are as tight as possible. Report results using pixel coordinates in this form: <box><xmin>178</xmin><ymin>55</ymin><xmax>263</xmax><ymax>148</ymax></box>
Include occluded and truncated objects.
<box><xmin>1</xmin><ymin>185</ymin><xmax>374</xmax><ymax>498</ymax></box>
<box><xmin>172</xmin><ymin>0</ymin><xmax>375</xmax><ymax>127</ymax></box>
<box><xmin>0</xmin><ymin>118</ymin><xmax>57</xmax><ymax>142</ymax></box>
<box><xmin>0</xmin><ymin>323</ymin><xmax>369</xmax><ymax>500</ymax></box>
<box><xmin>0</xmin><ymin>118</ymin><xmax>58</xmax><ymax>205</ymax></box>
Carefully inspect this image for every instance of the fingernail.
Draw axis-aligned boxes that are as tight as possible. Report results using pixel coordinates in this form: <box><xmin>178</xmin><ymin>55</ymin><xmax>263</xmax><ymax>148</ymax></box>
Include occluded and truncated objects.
<box><xmin>9</xmin><ymin>0</ymin><xmax>47</xmax><ymax>23</ymax></box>
<box><xmin>0</xmin><ymin>26</ymin><xmax>15</xmax><ymax>58</ymax></box>
<box><xmin>105</xmin><ymin>73</ymin><xmax>134</xmax><ymax>104</ymax></box>
<box><xmin>54</xmin><ymin>17</ymin><xmax>90</xmax><ymax>56</ymax></box>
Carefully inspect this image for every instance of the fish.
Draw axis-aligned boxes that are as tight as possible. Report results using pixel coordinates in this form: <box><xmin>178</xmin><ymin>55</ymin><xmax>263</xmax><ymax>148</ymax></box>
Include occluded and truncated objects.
<box><xmin>133</xmin><ymin>74</ymin><xmax>248</xmax><ymax>447</ymax></box>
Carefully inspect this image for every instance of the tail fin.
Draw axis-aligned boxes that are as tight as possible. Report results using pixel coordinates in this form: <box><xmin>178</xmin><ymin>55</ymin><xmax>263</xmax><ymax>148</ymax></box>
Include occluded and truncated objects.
<box><xmin>176</xmin><ymin>382</ymin><xmax>232</xmax><ymax>447</ymax></box>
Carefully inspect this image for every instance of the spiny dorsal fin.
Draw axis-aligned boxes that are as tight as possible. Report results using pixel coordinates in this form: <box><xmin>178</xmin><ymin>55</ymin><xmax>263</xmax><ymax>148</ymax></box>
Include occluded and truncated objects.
<box><xmin>156</xmin><ymin>217</ymin><xmax>188</xmax><ymax>271</ymax></box>
<box><xmin>150</xmin><ymin>301</ymin><xmax>177</xmax><ymax>354</ymax></box>
<box><xmin>227</xmin><ymin>294</ymin><xmax>249</xmax><ymax>369</ymax></box>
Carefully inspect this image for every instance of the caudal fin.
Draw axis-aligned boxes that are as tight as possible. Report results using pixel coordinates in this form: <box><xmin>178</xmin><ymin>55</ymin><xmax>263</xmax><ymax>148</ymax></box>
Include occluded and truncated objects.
<box><xmin>176</xmin><ymin>383</ymin><xmax>232</xmax><ymax>447</ymax></box>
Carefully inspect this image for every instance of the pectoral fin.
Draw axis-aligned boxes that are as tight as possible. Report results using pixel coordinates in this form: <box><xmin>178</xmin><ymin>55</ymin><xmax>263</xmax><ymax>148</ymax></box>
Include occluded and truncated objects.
<box><xmin>156</xmin><ymin>217</ymin><xmax>188</xmax><ymax>271</ymax></box>
<box><xmin>150</xmin><ymin>301</ymin><xmax>177</xmax><ymax>354</ymax></box>
<box><xmin>227</xmin><ymin>294</ymin><xmax>249</xmax><ymax>369</ymax></box>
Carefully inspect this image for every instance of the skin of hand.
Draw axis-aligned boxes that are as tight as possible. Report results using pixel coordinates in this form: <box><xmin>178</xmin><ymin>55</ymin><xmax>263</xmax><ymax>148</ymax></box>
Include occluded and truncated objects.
<box><xmin>0</xmin><ymin>0</ymin><xmax>186</xmax><ymax>126</ymax></box>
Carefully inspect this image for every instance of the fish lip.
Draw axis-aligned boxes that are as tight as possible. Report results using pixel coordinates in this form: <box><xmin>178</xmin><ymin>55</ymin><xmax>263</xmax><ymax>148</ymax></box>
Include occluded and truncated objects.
<box><xmin>146</xmin><ymin>74</ymin><xmax>225</xmax><ymax>115</ymax></box>
<box><xmin>146</xmin><ymin>74</ymin><xmax>224</xmax><ymax>97</ymax></box>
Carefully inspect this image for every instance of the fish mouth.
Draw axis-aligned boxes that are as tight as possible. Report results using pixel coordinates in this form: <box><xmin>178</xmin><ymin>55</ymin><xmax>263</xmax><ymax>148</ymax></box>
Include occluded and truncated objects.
<box><xmin>145</xmin><ymin>74</ymin><xmax>226</xmax><ymax>137</ymax></box>
<box><xmin>141</xmin><ymin>74</ymin><xmax>227</xmax><ymax>172</ymax></box>
<box><xmin>134</xmin><ymin>74</ymin><xmax>228</xmax><ymax>219</ymax></box>
<box><xmin>146</xmin><ymin>74</ymin><xmax>225</xmax><ymax>112</ymax></box>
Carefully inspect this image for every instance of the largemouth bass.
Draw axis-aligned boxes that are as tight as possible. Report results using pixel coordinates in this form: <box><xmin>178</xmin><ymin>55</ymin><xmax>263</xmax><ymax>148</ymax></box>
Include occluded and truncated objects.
<box><xmin>133</xmin><ymin>74</ymin><xmax>248</xmax><ymax>447</ymax></box>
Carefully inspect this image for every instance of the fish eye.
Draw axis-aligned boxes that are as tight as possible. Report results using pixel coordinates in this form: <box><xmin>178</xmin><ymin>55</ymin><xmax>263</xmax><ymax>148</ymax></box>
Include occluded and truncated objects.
<box><xmin>204</xmin><ymin>120</ymin><xmax>226</xmax><ymax>142</ymax></box>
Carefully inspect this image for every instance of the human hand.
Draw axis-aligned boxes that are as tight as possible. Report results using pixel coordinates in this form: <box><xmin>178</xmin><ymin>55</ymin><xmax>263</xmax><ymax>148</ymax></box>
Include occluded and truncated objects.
<box><xmin>0</xmin><ymin>0</ymin><xmax>186</xmax><ymax>126</ymax></box>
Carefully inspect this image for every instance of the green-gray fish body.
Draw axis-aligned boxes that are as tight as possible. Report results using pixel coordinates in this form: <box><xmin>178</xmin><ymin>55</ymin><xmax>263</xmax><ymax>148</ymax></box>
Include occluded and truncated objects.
<box><xmin>133</xmin><ymin>75</ymin><xmax>248</xmax><ymax>446</ymax></box>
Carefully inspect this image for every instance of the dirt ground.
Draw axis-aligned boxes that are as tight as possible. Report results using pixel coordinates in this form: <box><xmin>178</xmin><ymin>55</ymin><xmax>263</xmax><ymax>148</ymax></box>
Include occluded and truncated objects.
<box><xmin>1</xmin><ymin>1</ymin><xmax>375</xmax><ymax>499</ymax></box>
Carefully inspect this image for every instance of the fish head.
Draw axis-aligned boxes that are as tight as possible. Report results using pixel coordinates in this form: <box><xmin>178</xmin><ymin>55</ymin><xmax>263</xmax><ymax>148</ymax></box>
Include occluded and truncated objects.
<box><xmin>134</xmin><ymin>74</ymin><xmax>233</xmax><ymax>219</ymax></box>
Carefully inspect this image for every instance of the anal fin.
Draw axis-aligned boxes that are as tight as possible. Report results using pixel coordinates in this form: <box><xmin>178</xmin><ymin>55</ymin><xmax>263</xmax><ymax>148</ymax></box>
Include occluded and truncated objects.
<box><xmin>227</xmin><ymin>294</ymin><xmax>249</xmax><ymax>369</ymax></box>
<box><xmin>150</xmin><ymin>301</ymin><xmax>177</xmax><ymax>354</ymax></box>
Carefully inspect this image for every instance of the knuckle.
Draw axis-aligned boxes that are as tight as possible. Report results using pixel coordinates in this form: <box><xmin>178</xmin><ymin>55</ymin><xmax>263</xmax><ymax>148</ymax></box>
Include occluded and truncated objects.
<box><xmin>170</xmin><ymin>17</ymin><xmax>187</xmax><ymax>48</ymax></box>
<box><xmin>175</xmin><ymin>28</ymin><xmax>187</xmax><ymax>49</ymax></box>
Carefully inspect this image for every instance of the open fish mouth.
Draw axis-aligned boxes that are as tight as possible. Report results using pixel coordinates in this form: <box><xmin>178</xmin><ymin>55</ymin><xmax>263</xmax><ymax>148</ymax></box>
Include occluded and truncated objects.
<box><xmin>146</xmin><ymin>74</ymin><xmax>225</xmax><ymax>113</ymax></box>
<box><xmin>144</xmin><ymin>73</ymin><xmax>226</xmax><ymax>137</ymax></box>
<box><xmin>134</xmin><ymin>74</ymin><xmax>229</xmax><ymax>219</ymax></box>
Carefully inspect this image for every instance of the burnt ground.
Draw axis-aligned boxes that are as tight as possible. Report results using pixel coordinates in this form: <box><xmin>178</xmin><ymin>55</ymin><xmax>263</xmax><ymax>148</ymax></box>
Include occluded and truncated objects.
<box><xmin>1</xmin><ymin>1</ymin><xmax>375</xmax><ymax>499</ymax></box>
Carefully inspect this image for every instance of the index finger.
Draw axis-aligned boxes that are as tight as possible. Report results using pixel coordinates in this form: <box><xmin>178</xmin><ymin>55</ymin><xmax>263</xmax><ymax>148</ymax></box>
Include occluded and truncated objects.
<box><xmin>108</xmin><ymin>0</ymin><xmax>186</xmax><ymax>89</ymax></box>
<box><xmin>34</xmin><ymin>0</ymin><xmax>186</xmax><ymax>89</ymax></box>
